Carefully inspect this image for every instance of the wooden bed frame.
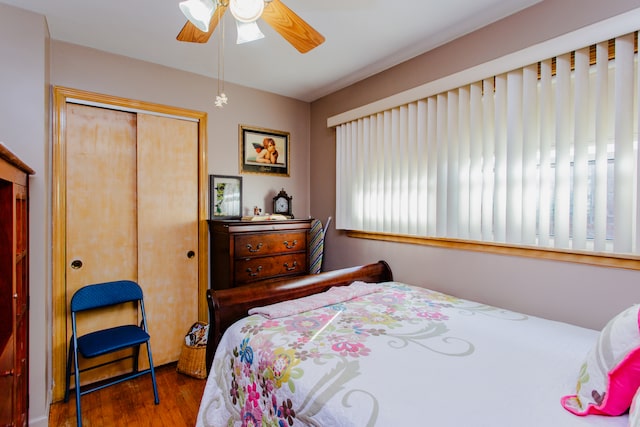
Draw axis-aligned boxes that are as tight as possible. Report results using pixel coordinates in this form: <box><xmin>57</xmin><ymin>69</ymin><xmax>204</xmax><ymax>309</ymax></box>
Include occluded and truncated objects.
<box><xmin>205</xmin><ymin>260</ymin><xmax>393</xmax><ymax>373</ymax></box>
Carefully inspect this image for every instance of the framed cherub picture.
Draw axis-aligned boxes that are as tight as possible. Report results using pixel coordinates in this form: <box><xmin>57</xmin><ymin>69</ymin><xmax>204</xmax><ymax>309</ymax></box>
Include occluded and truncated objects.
<box><xmin>239</xmin><ymin>125</ymin><xmax>290</xmax><ymax>176</ymax></box>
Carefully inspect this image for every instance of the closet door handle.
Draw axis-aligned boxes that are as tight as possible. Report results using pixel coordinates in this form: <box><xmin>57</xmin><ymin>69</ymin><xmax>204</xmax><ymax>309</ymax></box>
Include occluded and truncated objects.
<box><xmin>187</xmin><ymin>250</ymin><xmax>195</xmax><ymax>259</ymax></box>
<box><xmin>70</xmin><ymin>259</ymin><xmax>83</xmax><ymax>269</ymax></box>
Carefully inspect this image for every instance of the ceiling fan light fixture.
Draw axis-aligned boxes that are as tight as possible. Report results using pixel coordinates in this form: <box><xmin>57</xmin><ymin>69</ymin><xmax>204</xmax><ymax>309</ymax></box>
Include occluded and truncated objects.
<box><xmin>235</xmin><ymin>20</ymin><xmax>265</xmax><ymax>44</ymax></box>
<box><xmin>179</xmin><ymin>0</ymin><xmax>216</xmax><ymax>33</ymax></box>
<box><xmin>229</xmin><ymin>0</ymin><xmax>264</xmax><ymax>23</ymax></box>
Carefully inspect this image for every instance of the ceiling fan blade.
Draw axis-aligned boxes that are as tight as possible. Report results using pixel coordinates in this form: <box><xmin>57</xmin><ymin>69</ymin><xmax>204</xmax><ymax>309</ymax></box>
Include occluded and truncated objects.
<box><xmin>176</xmin><ymin>4</ymin><xmax>228</xmax><ymax>43</ymax></box>
<box><xmin>261</xmin><ymin>0</ymin><xmax>325</xmax><ymax>53</ymax></box>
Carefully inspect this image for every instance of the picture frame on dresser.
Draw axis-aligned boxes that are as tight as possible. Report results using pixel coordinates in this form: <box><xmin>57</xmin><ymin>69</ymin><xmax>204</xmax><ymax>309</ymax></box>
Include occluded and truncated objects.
<box><xmin>239</xmin><ymin>125</ymin><xmax>290</xmax><ymax>176</ymax></box>
<box><xmin>209</xmin><ymin>174</ymin><xmax>242</xmax><ymax>219</ymax></box>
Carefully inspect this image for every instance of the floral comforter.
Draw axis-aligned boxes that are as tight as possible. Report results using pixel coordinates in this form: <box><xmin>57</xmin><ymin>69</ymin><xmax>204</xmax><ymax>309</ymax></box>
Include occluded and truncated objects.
<box><xmin>196</xmin><ymin>282</ymin><xmax>628</xmax><ymax>427</ymax></box>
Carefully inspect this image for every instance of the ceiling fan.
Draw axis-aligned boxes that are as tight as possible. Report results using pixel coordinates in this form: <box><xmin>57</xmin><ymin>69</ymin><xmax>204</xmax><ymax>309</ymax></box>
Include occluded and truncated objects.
<box><xmin>177</xmin><ymin>0</ymin><xmax>325</xmax><ymax>53</ymax></box>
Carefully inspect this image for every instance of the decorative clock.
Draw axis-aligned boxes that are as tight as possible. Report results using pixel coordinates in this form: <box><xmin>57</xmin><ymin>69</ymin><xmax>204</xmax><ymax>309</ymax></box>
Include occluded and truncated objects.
<box><xmin>273</xmin><ymin>188</ymin><xmax>293</xmax><ymax>218</ymax></box>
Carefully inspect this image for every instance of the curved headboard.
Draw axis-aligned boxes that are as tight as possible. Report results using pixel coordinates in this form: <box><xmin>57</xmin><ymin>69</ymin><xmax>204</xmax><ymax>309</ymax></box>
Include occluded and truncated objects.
<box><xmin>205</xmin><ymin>260</ymin><xmax>392</xmax><ymax>374</ymax></box>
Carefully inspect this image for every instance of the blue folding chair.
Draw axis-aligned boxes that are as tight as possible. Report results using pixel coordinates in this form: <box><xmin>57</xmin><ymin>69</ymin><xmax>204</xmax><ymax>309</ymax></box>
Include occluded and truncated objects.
<box><xmin>64</xmin><ymin>280</ymin><xmax>159</xmax><ymax>426</ymax></box>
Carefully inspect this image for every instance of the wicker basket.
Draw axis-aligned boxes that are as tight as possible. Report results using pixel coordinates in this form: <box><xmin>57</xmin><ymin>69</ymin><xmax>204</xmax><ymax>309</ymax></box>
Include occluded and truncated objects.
<box><xmin>176</xmin><ymin>322</ymin><xmax>208</xmax><ymax>379</ymax></box>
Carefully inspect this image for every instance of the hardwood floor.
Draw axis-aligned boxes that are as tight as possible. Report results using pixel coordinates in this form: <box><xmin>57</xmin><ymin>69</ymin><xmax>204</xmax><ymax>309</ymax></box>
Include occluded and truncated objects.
<box><xmin>48</xmin><ymin>363</ymin><xmax>207</xmax><ymax>426</ymax></box>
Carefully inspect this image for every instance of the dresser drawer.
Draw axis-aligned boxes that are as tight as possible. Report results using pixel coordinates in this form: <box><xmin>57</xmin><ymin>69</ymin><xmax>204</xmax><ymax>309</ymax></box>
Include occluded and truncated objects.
<box><xmin>235</xmin><ymin>231</ymin><xmax>307</xmax><ymax>258</ymax></box>
<box><xmin>209</xmin><ymin>219</ymin><xmax>312</xmax><ymax>290</ymax></box>
<box><xmin>234</xmin><ymin>253</ymin><xmax>308</xmax><ymax>284</ymax></box>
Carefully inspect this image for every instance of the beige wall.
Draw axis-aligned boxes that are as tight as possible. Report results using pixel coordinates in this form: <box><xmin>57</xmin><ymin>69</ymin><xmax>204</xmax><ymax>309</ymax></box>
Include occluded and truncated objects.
<box><xmin>0</xmin><ymin>3</ymin><xmax>50</xmax><ymax>426</ymax></box>
<box><xmin>310</xmin><ymin>0</ymin><xmax>640</xmax><ymax>331</ymax></box>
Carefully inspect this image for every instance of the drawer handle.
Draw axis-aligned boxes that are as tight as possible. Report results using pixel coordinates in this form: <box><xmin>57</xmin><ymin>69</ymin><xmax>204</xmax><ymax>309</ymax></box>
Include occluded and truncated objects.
<box><xmin>247</xmin><ymin>265</ymin><xmax>263</xmax><ymax>277</ymax></box>
<box><xmin>283</xmin><ymin>240</ymin><xmax>298</xmax><ymax>249</ymax></box>
<box><xmin>0</xmin><ymin>369</ymin><xmax>14</xmax><ymax>377</ymax></box>
<box><xmin>284</xmin><ymin>261</ymin><xmax>298</xmax><ymax>271</ymax></box>
<box><xmin>246</xmin><ymin>242</ymin><xmax>263</xmax><ymax>253</ymax></box>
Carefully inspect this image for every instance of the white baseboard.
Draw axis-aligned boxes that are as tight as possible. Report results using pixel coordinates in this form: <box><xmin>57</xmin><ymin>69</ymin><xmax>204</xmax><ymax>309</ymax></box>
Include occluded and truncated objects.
<box><xmin>29</xmin><ymin>397</ymin><xmax>50</xmax><ymax>427</ymax></box>
<box><xmin>29</xmin><ymin>412</ymin><xmax>49</xmax><ymax>427</ymax></box>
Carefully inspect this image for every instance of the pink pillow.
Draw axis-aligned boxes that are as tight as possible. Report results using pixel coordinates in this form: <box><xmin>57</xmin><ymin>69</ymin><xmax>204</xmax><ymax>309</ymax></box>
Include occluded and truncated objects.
<box><xmin>561</xmin><ymin>305</ymin><xmax>640</xmax><ymax>416</ymax></box>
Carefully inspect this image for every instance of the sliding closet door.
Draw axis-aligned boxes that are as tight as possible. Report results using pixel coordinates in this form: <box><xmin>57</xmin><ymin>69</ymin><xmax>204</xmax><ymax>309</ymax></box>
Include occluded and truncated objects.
<box><xmin>64</xmin><ymin>106</ymin><xmax>200</xmax><ymax>385</ymax></box>
<box><xmin>52</xmin><ymin>86</ymin><xmax>208</xmax><ymax>401</ymax></box>
<box><xmin>137</xmin><ymin>113</ymin><xmax>199</xmax><ymax>366</ymax></box>
<box><xmin>65</xmin><ymin>104</ymin><xmax>139</xmax><ymax>385</ymax></box>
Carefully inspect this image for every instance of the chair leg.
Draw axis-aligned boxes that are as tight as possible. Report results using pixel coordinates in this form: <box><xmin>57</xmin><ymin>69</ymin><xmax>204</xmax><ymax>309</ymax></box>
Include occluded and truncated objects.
<box><xmin>64</xmin><ymin>339</ymin><xmax>74</xmax><ymax>403</ymax></box>
<box><xmin>132</xmin><ymin>321</ymin><xmax>145</xmax><ymax>373</ymax></box>
<box><xmin>73</xmin><ymin>341</ymin><xmax>83</xmax><ymax>427</ymax></box>
<box><xmin>145</xmin><ymin>342</ymin><xmax>160</xmax><ymax>404</ymax></box>
<box><xmin>132</xmin><ymin>344</ymin><xmax>141</xmax><ymax>373</ymax></box>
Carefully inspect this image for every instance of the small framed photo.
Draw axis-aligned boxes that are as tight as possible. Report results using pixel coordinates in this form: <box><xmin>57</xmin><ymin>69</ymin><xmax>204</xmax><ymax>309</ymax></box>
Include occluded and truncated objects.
<box><xmin>209</xmin><ymin>175</ymin><xmax>242</xmax><ymax>219</ymax></box>
<box><xmin>239</xmin><ymin>125</ymin><xmax>290</xmax><ymax>176</ymax></box>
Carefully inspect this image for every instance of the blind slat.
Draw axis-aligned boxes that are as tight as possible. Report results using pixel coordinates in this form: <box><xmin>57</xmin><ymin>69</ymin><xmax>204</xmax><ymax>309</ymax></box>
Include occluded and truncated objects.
<box><xmin>458</xmin><ymin>86</ymin><xmax>471</xmax><ymax>240</ymax></box>
<box><xmin>436</xmin><ymin>93</ymin><xmax>448</xmax><ymax>237</ymax></box>
<box><xmin>469</xmin><ymin>83</ymin><xmax>483</xmax><ymax>240</ymax></box>
<box><xmin>494</xmin><ymin>74</ymin><xmax>508</xmax><ymax>243</ymax></box>
<box><xmin>447</xmin><ymin>90</ymin><xmax>460</xmax><ymax>237</ymax></box>
<box><xmin>538</xmin><ymin>59</ymin><xmax>553</xmax><ymax>247</ymax></box>
<box><xmin>614</xmin><ymin>33</ymin><xmax>635</xmax><ymax>252</ymax></box>
<box><xmin>554</xmin><ymin>53</ymin><xmax>572</xmax><ymax>248</ymax></box>
<box><xmin>593</xmin><ymin>42</ymin><xmax>610</xmax><ymax>251</ymax></box>
<box><xmin>506</xmin><ymin>70</ymin><xmax>524</xmax><ymax>243</ymax></box>
<box><xmin>572</xmin><ymin>47</ymin><xmax>590</xmax><ymax>249</ymax></box>
<box><xmin>522</xmin><ymin>64</ymin><xmax>539</xmax><ymax>245</ymax></box>
<box><xmin>481</xmin><ymin>78</ymin><xmax>496</xmax><ymax>242</ymax></box>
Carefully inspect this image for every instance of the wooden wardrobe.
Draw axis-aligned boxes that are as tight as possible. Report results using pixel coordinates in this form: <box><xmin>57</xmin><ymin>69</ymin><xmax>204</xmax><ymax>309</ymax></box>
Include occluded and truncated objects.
<box><xmin>0</xmin><ymin>144</ymin><xmax>33</xmax><ymax>427</ymax></box>
<box><xmin>51</xmin><ymin>87</ymin><xmax>209</xmax><ymax>401</ymax></box>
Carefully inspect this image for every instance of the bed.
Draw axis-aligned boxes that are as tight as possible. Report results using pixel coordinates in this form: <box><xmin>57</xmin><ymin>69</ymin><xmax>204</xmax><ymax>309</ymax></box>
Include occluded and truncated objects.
<box><xmin>197</xmin><ymin>261</ymin><xmax>636</xmax><ymax>426</ymax></box>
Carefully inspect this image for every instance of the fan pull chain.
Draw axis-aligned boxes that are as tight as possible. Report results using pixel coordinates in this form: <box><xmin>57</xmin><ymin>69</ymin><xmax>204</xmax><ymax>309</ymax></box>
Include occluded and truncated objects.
<box><xmin>215</xmin><ymin>2</ymin><xmax>228</xmax><ymax>108</ymax></box>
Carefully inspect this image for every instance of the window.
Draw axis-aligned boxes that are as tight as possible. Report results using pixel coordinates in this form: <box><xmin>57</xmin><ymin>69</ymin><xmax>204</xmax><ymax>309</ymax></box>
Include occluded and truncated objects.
<box><xmin>335</xmin><ymin>32</ymin><xmax>639</xmax><ymax>261</ymax></box>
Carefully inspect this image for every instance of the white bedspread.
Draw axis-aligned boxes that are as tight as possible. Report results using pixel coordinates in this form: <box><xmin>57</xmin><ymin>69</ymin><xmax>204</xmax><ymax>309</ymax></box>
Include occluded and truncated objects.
<box><xmin>197</xmin><ymin>282</ymin><xmax>629</xmax><ymax>426</ymax></box>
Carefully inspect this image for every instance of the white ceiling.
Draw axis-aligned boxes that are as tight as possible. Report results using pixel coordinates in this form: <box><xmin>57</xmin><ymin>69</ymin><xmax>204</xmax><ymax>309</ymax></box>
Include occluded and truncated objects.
<box><xmin>1</xmin><ymin>0</ymin><xmax>541</xmax><ymax>102</ymax></box>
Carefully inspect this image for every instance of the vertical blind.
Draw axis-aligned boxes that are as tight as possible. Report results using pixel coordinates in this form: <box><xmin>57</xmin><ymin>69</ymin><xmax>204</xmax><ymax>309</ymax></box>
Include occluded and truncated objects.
<box><xmin>336</xmin><ymin>31</ymin><xmax>639</xmax><ymax>255</ymax></box>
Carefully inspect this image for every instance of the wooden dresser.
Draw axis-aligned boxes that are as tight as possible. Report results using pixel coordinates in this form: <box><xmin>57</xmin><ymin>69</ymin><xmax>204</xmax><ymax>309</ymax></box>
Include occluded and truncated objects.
<box><xmin>208</xmin><ymin>219</ymin><xmax>312</xmax><ymax>290</ymax></box>
<box><xmin>0</xmin><ymin>144</ymin><xmax>33</xmax><ymax>427</ymax></box>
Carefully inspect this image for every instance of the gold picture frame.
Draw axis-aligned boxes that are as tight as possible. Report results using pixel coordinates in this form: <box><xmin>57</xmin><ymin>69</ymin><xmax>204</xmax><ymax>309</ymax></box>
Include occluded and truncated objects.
<box><xmin>239</xmin><ymin>125</ymin><xmax>290</xmax><ymax>176</ymax></box>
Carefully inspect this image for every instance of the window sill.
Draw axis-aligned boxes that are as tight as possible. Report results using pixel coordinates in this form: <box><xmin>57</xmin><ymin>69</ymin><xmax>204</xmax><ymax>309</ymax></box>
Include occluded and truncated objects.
<box><xmin>346</xmin><ymin>230</ymin><xmax>640</xmax><ymax>271</ymax></box>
